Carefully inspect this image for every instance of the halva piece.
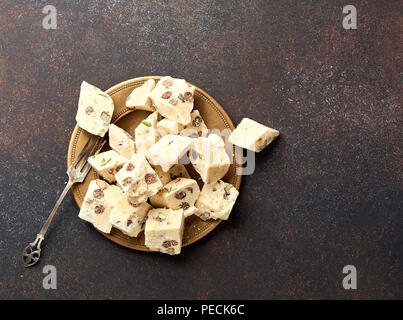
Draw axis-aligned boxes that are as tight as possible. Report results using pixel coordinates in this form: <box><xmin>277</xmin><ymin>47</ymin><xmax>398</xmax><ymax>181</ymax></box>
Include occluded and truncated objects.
<box><xmin>115</xmin><ymin>153</ymin><xmax>163</xmax><ymax>203</ymax></box>
<box><xmin>88</xmin><ymin>150</ymin><xmax>127</xmax><ymax>183</ymax></box>
<box><xmin>78</xmin><ymin>179</ymin><xmax>123</xmax><ymax>233</ymax></box>
<box><xmin>109</xmin><ymin>193</ymin><xmax>152</xmax><ymax>237</ymax></box>
<box><xmin>182</xmin><ymin>110</ymin><xmax>208</xmax><ymax>138</ymax></box>
<box><xmin>153</xmin><ymin>163</ymin><xmax>191</xmax><ymax>185</ymax></box>
<box><xmin>229</xmin><ymin>118</ymin><xmax>279</xmax><ymax>152</ymax></box>
<box><xmin>149</xmin><ymin>76</ymin><xmax>195</xmax><ymax>125</ymax></box>
<box><xmin>109</xmin><ymin>124</ymin><xmax>136</xmax><ymax>159</ymax></box>
<box><xmin>156</xmin><ymin>118</ymin><xmax>184</xmax><ymax>137</ymax></box>
<box><xmin>125</xmin><ymin>79</ymin><xmax>156</xmax><ymax>111</ymax></box>
<box><xmin>75</xmin><ymin>81</ymin><xmax>114</xmax><ymax>137</ymax></box>
<box><xmin>182</xmin><ymin>205</ymin><xmax>199</xmax><ymax>218</ymax></box>
<box><xmin>195</xmin><ymin>180</ymin><xmax>239</xmax><ymax>221</ymax></box>
<box><xmin>134</xmin><ymin>111</ymin><xmax>160</xmax><ymax>154</ymax></box>
<box><xmin>189</xmin><ymin>134</ymin><xmax>230</xmax><ymax>184</ymax></box>
<box><xmin>144</xmin><ymin>208</ymin><xmax>184</xmax><ymax>255</ymax></box>
<box><xmin>150</xmin><ymin>178</ymin><xmax>200</xmax><ymax>217</ymax></box>
<box><xmin>146</xmin><ymin>134</ymin><xmax>192</xmax><ymax>172</ymax></box>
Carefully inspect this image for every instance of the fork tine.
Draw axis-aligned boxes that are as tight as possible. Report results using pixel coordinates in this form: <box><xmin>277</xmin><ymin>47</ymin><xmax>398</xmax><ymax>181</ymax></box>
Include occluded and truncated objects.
<box><xmin>78</xmin><ymin>137</ymin><xmax>104</xmax><ymax>172</ymax></box>
<box><xmin>97</xmin><ymin>139</ymin><xmax>107</xmax><ymax>153</ymax></box>
<box><xmin>71</xmin><ymin>135</ymin><xmax>93</xmax><ymax>167</ymax></box>
<box><xmin>81</xmin><ymin>161</ymin><xmax>93</xmax><ymax>177</ymax></box>
<box><xmin>77</xmin><ymin>140</ymin><xmax>106</xmax><ymax>180</ymax></box>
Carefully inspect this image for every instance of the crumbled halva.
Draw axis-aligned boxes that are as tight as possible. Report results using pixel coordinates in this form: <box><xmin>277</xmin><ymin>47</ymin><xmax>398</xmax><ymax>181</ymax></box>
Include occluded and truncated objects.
<box><xmin>182</xmin><ymin>205</ymin><xmax>199</xmax><ymax>218</ymax></box>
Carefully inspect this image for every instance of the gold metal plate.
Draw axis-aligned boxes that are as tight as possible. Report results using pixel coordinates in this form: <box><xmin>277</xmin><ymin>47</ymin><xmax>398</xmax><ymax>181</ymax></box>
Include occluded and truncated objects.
<box><xmin>67</xmin><ymin>76</ymin><xmax>242</xmax><ymax>251</ymax></box>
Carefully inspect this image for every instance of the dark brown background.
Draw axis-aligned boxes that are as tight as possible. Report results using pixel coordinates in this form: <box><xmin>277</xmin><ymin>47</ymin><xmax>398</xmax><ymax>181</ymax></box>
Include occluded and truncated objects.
<box><xmin>0</xmin><ymin>0</ymin><xmax>401</xmax><ymax>299</ymax></box>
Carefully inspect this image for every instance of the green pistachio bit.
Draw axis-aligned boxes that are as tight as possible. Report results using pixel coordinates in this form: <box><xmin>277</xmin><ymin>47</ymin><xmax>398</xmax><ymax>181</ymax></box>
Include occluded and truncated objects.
<box><xmin>142</xmin><ymin>121</ymin><xmax>152</xmax><ymax>127</ymax></box>
<box><xmin>168</xmin><ymin>187</ymin><xmax>177</xmax><ymax>194</ymax></box>
<box><xmin>101</xmin><ymin>158</ymin><xmax>112</xmax><ymax>166</ymax></box>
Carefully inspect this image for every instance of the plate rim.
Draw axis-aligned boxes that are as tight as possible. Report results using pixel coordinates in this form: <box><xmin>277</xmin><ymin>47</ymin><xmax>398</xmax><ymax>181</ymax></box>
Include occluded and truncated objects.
<box><xmin>67</xmin><ymin>76</ymin><xmax>242</xmax><ymax>251</ymax></box>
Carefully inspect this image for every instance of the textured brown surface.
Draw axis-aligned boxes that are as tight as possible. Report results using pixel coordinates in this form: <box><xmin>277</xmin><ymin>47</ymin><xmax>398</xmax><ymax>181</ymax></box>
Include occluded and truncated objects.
<box><xmin>0</xmin><ymin>0</ymin><xmax>401</xmax><ymax>299</ymax></box>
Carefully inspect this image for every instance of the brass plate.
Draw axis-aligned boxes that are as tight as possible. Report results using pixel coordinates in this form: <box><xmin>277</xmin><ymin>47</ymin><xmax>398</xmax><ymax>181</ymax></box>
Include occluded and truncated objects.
<box><xmin>67</xmin><ymin>76</ymin><xmax>242</xmax><ymax>251</ymax></box>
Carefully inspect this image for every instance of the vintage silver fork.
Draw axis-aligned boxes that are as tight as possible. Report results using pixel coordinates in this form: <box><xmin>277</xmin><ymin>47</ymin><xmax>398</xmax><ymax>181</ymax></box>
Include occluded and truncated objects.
<box><xmin>22</xmin><ymin>135</ymin><xmax>105</xmax><ymax>267</ymax></box>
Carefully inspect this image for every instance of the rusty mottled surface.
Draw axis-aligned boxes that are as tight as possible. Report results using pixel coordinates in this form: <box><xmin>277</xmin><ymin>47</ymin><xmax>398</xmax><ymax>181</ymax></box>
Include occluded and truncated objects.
<box><xmin>0</xmin><ymin>0</ymin><xmax>401</xmax><ymax>299</ymax></box>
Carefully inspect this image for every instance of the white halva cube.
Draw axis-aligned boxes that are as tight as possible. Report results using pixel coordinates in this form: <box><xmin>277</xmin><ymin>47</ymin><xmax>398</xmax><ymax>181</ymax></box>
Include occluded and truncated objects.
<box><xmin>229</xmin><ymin>118</ymin><xmax>279</xmax><ymax>152</ymax></box>
<box><xmin>78</xmin><ymin>179</ymin><xmax>123</xmax><ymax>233</ymax></box>
<box><xmin>195</xmin><ymin>180</ymin><xmax>239</xmax><ymax>221</ymax></box>
<box><xmin>108</xmin><ymin>124</ymin><xmax>136</xmax><ymax>159</ymax></box>
<box><xmin>109</xmin><ymin>193</ymin><xmax>152</xmax><ymax>237</ymax></box>
<box><xmin>125</xmin><ymin>79</ymin><xmax>156</xmax><ymax>111</ymax></box>
<box><xmin>149</xmin><ymin>76</ymin><xmax>195</xmax><ymax>125</ymax></box>
<box><xmin>150</xmin><ymin>178</ymin><xmax>200</xmax><ymax>217</ymax></box>
<box><xmin>75</xmin><ymin>81</ymin><xmax>114</xmax><ymax>137</ymax></box>
<box><xmin>88</xmin><ymin>150</ymin><xmax>127</xmax><ymax>183</ymax></box>
<box><xmin>134</xmin><ymin>111</ymin><xmax>160</xmax><ymax>154</ymax></box>
<box><xmin>144</xmin><ymin>208</ymin><xmax>184</xmax><ymax>255</ymax></box>
<box><xmin>146</xmin><ymin>134</ymin><xmax>192</xmax><ymax>172</ymax></box>
<box><xmin>115</xmin><ymin>153</ymin><xmax>163</xmax><ymax>203</ymax></box>
<box><xmin>189</xmin><ymin>134</ymin><xmax>230</xmax><ymax>184</ymax></box>
<box><xmin>153</xmin><ymin>163</ymin><xmax>191</xmax><ymax>185</ymax></box>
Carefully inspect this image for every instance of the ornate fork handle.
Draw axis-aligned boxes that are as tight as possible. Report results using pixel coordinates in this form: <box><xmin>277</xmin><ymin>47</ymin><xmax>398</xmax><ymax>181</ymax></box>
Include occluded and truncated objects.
<box><xmin>22</xmin><ymin>234</ymin><xmax>44</xmax><ymax>268</ymax></box>
<box><xmin>22</xmin><ymin>135</ymin><xmax>103</xmax><ymax>268</ymax></box>
<box><xmin>22</xmin><ymin>181</ymin><xmax>73</xmax><ymax>267</ymax></box>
